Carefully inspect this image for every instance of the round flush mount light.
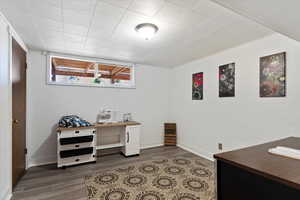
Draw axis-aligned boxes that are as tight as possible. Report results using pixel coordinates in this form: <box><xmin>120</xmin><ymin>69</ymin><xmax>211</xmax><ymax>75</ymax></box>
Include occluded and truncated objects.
<box><xmin>135</xmin><ymin>23</ymin><xmax>159</xmax><ymax>40</ymax></box>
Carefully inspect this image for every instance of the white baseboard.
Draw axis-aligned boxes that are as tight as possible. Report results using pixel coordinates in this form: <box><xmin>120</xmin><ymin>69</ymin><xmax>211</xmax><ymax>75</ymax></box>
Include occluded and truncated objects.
<box><xmin>0</xmin><ymin>187</ymin><xmax>12</xmax><ymax>200</ymax></box>
<box><xmin>141</xmin><ymin>143</ymin><xmax>164</xmax><ymax>150</ymax></box>
<box><xmin>28</xmin><ymin>155</ymin><xmax>57</xmax><ymax>168</ymax></box>
<box><xmin>28</xmin><ymin>144</ymin><xmax>214</xmax><ymax>168</ymax></box>
<box><xmin>177</xmin><ymin>143</ymin><xmax>214</xmax><ymax>161</ymax></box>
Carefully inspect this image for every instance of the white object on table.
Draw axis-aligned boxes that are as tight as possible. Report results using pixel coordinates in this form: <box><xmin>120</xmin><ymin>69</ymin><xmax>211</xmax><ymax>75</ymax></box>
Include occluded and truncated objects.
<box><xmin>268</xmin><ymin>146</ymin><xmax>300</xmax><ymax>160</ymax></box>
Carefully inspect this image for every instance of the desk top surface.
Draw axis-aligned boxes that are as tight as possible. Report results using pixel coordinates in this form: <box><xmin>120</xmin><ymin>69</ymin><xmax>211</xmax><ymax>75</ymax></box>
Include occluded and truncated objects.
<box><xmin>95</xmin><ymin>121</ymin><xmax>141</xmax><ymax>128</ymax></box>
<box><xmin>214</xmin><ymin>137</ymin><xmax>300</xmax><ymax>190</ymax></box>
<box><xmin>57</xmin><ymin>121</ymin><xmax>140</xmax><ymax>131</ymax></box>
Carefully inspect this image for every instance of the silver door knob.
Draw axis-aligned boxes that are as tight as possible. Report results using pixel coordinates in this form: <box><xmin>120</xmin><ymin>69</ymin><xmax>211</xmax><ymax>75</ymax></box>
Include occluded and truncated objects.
<box><xmin>13</xmin><ymin>119</ymin><xmax>19</xmax><ymax>124</ymax></box>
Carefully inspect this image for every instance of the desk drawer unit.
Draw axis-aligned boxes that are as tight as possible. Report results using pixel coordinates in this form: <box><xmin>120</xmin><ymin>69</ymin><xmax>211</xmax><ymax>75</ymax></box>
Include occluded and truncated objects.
<box><xmin>57</xmin><ymin>127</ymin><xmax>96</xmax><ymax>168</ymax></box>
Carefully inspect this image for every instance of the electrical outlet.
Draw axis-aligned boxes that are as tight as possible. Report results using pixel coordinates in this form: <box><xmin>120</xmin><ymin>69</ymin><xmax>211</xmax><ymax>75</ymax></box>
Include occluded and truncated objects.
<box><xmin>218</xmin><ymin>143</ymin><xmax>223</xmax><ymax>150</ymax></box>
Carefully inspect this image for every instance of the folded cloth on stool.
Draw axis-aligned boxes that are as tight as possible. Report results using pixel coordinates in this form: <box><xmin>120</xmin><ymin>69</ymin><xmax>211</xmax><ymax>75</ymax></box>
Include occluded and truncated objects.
<box><xmin>58</xmin><ymin>115</ymin><xmax>92</xmax><ymax>128</ymax></box>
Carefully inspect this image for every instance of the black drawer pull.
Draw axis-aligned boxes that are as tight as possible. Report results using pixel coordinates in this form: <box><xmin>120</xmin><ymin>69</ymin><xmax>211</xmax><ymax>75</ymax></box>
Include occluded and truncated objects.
<box><xmin>75</xmin><ymin>145</ymin><xmax>80</xmax><ymax>148</ymax></box>
<box><xmin>75</xmin><ymin>130</ymin><xmax>80</xmax><ymax>134</ymax></box>
<box><xmin>60</xmin><ymin>147</ymin><xmax>93</xmax><ymax>158</ymax></box>
<box><xmin>75</xmin><ymin>159</ymin><xmax>80</xmax><ymax>162</ymax></box>
<box><xmin>60</xmin><ymin>135</ymin><xmax>93</xmax><ymax>145</ymax></box>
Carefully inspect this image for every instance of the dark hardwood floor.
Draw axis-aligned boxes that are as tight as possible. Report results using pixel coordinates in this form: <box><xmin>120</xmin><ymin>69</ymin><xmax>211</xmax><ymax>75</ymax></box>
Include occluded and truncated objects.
<box><xmin>12</xmin><ymin>146</ymin><xmax>213</xmax><ymax>200</ymax></box>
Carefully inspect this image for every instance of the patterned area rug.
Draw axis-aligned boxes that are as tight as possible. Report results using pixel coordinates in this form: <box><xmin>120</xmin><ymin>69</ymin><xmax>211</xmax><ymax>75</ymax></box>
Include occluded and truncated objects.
<box><xmin>84</xmin><ymin>156</ymin><xmax>215</xmax><ymax>200</ymax></box>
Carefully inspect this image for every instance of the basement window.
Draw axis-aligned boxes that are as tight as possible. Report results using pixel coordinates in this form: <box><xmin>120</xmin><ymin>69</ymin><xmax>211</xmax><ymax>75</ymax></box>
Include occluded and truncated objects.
<box><xmin>47</xmin><ymin>54</ymin><xmax>135</xmax><ymax>88</ymax></box>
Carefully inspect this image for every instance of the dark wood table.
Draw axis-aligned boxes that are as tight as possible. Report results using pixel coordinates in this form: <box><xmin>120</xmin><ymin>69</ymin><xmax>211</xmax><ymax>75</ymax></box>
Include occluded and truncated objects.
<box><xmin>214</xmin><ymin>137</ymin><xmax>300</xmax><ymax>200</ymax></box>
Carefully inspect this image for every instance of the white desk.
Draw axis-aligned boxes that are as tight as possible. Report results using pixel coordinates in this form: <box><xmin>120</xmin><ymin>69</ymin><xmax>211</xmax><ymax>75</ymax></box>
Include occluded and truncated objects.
<box><xmin>94</xmin><ymin>121</ymin><xmax>141</xmax><ymax>156</ymax></box>
<box><xmin>56</xmin><ymin>121</ymin><xmax>141</xmax><ymax>168</ymax></box>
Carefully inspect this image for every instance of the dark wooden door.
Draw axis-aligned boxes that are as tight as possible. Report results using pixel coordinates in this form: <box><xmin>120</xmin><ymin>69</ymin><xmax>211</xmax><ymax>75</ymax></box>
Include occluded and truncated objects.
<box><xmin>12</xmin><ymin>38</ymin><xmax>27</xmax><ymax>187</ymax></box>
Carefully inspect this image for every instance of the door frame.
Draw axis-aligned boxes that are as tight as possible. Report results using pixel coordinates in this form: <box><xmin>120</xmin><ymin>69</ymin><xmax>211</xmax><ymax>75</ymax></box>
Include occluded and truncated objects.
<box><xmin>0</xmin><ymin>12</ymin><xmax>28</xmax><ymax>198</ymax></box>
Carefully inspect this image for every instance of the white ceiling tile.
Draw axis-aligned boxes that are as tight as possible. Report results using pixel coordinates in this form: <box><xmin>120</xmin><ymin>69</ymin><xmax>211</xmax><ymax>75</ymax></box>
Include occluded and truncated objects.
<box><xmin>63</xmin><ymin>9</ymin><xmax>92</xmax><ymax>27</ymax></box>
<box><xmin>64</xmin><ymin>24</ymin><xmax>89</xmax><ymax>36</ymax></box>
<box><xmin>193</xmin><ymin>0</ymin><xmax>232</xmax><ymax>18</ymax></box>
<box><xmin>30</xmin><ymin>0</ymin><xmax>61</xmax><ymax>8</ymax></box>
<box><xmin>84</xmin><ymin>46</ymin><xmax>112</xmax><ymax>55</ymax></box>
<box><xmin>117</xmin><ymin>11</ymin><xmax>153</xmax><ymax>26</ymax></box>
<box><xmin>1</xmin><ymin>0</ymin><xmax>30</xmax><ymax>13</ymax></box>
<box><xmin>62</xmin><ymin>0</ymin><xmax>97</xmax><ymax>13</ymax></box>
<box><xmin>44</xmin><ymin>40</ymin><xmax>65</xmax><ymax>50</ymax></box>
<box><xmin>64</xmin><ymin>41</ymin><xmax>85</xmax><ymax>50</ymax></box>
<box><xmin>87</xmin><ymin>27</ymin><xmax>115</xmax><ymax>40</ymax></box>
<box><xmin>99</xmin><ymin>0</ymin><xmax>133</xmax><ymax>9</ymax></box>
<box><xmin>35</xmin><ymin>18</ymin><xmax>64</xmax><ymax>32</ymax></box>
<box><xmin>180</xmin><ymin>10</ymin><xmax>211</xmax><ymax>28</ymax></box>
<box><xmin>128</xmin><ymin>0</ymin><xmax>165</xmax><ymax>17</ymax></box>
<box><xmin>46</xmin><ymin>44</ymin><xmax>65</xmax><ymax>52</ymax></box>
<box><xmin>39</xmin><ymin>30</ymin><xmax>64</xmax><ymax>40</ymax></box>
<box><xmin>31</xmin><ymin>3</ymin><xmax>62</xmax><ymax>22</ymax></box>
<box><xmin>82</xmin><ymin>47</ymin><xmax>138</xmax><ymax>63</ymax></box>
<box><xmin>165</xmin><ymin>0</ymin><xmax>199</xmax><ymax>9</ymax></box>
<box><xmin>94</xmin><ymin>2</ymin><xmax>126</xmax><ymax>17</ymax></box>
<box><xmin>85</xmin><ymin>37</ymin><xmax>115</xmax><ymax>49</ymax></box>
<box><xmin>85</xmin><ymin>44</ymin><xmax>149</xmax><ymax>62</ymax></box>
<box><xmin>64</xmin><ymin>33</ymin><xmax>85</xmax><ymax>43</ymax></box>
<box><xmin>91</xmin><ymin>2</ymin><xmax>125</xmax><ymax>29</ymax></box>
<box><xmin>152</xmin><ymin>2</ymin><xmax>188</xmax><ymax>25</ymax></box>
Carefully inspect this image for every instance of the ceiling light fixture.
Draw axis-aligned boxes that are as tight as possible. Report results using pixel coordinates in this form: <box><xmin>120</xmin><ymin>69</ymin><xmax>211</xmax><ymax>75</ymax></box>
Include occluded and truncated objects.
<box><xmin>135</xmin><ymin>23</ymin><xmax>159</xmax><ymax>40</ymax></box>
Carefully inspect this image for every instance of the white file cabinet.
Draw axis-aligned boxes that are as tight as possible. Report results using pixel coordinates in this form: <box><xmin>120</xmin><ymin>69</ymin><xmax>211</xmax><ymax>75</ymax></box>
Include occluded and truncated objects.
<box><xmin>57</xmin><ymin>127</ymin><xmax>96</xmax><ymax>168</ymax></box>
<box><xmin>121</xmin><ymin>125</ymin><xmax>141</xmax><ymax>156</ymax></box>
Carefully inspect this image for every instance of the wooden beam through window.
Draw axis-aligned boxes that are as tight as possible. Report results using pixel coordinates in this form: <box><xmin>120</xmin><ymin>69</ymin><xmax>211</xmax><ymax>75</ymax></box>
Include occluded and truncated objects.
<box><xmin>52</xmin><ymin>58</ymin><xmax>131</xmax><ymax>73</ymax></box>
<box><xmin>101</xmin><ymin>74</ymin><xmax>130</xmax><ymax>80</ymax></box>
<box><xmin>52</xmin><ymin>57</ymin><xmax>132</xmax><ymax>81</ymax></box>
<box><xmin>111</xmin><ymin>67</ymin><xmax>127</xmax><ymax>75</ymax></box>
<box><xmin>52</xmin><ymin>58</ymin><xmax>94</xmax><ymax>69</ymax></box>
<box><xmin>55</xmin><ymin>70</ymin><xmax>130</xmax><ymax>80</ymax></box>
<box><xmin>55</xmin><ymin>70</ymin><xmax>94</xmax><ymax>78</ymax></box>
<box><xmin>99</xmin><ymin>64</ymin><xmax>130</xmax><ymax>73</ymax></box>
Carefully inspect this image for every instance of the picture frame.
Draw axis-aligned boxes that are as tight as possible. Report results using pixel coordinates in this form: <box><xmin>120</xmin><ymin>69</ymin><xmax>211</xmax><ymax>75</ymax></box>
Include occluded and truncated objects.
<box><xmin>219</xmin><ymin>63</ymin><xmax>235</xmax><ymax>97</ymax></box>
<box><xmin>192</xmin><ymin>72</ymin><xmax>203</xmax><ymax>100</ymax></box>
<box><xmin>259</xmin><ymin>52</ymin><xmax>286</xmax><ymax>97</ymax></box>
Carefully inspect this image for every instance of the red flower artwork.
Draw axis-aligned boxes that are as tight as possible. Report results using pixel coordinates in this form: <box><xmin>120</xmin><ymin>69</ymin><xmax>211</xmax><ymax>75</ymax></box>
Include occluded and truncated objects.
<box><xmin>192</xmin><ymin>72</ymin><xmax>203</xmax><ymax>100</ymax></box>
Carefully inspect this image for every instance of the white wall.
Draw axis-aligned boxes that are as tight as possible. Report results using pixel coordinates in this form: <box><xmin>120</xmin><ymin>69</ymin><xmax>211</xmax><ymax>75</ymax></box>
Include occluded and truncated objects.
<box><xmin>27</xmin><ymin>33</ymin><xmax>300</xmax><ymax>166</ymax></box>
<box><xmin>0</xmin><ymin>16</ymin><xmax>12</xmax><ymax>200</ymax></box>
<box><xmin>27</xmin><ymin>50</ymin><xmax>171</xmax><ymax>167</ymax></box>
<box><xmin>170</xmin><ymin>33</ymin><xmax>300</xmax><ymax>160</ymax></box>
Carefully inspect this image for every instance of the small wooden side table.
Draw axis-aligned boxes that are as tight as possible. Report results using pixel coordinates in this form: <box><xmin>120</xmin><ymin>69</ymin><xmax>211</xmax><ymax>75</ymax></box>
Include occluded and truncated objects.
<box><xmin>164</xmin><ymin>123</ymin><xmax>177</xmax><ymax>146</ymax></box>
